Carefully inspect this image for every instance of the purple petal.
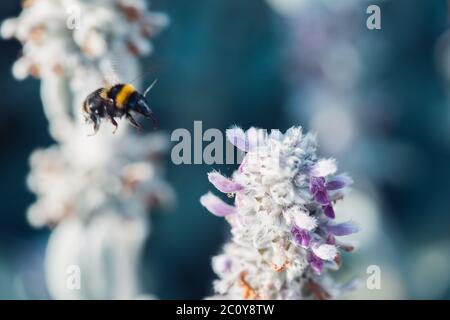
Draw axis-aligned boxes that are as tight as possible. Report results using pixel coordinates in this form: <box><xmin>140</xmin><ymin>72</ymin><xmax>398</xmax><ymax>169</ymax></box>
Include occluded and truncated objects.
<box><xmin>326</xmin><ymin>234</ymin><xmax>336</xmax><ymax>245</ymax></box>
<box><xmin>323</xmin><ymin>204</ymin><xmax>335</xmax><ymax>219</ymax></box>
<box><xmin>200</xmin><ymin>192</ymin><xmax>236</xmax><ymax>217</ymax></box>
<box><xmin>207</xmin><ymin>171</ymin><xmax>244</xmax><ymax>193</ymax></box>
<box><xmin>314</xmin><ymin>190</ymin><xmax>330</xmax><ymax>205</ymax></box>
<box><xmin>326</xmin><ymin>174</ymin><xmax>353</xmax><ymax>191</ymax></box>
<box><xmin>238</xmin><ymin>157</ymin><xmax>247</xmax><ymax>173</ymax></box>
<box><xmin>327</xmin><ymin>221</ymin><xmax>359</xmax><ymax>236</ymax></box>
<box><xmin>308</xmin><ymin>252</ymin><xmax>323</xmax><ymax>274</ymax></box>
<box><xmin>291</xmin><ymin>226</ymin><xmax>311</xmax><ymax>248</ymax></box>
<box><xmin>310</xmin><ymin>177</ymin><xmax>330</xmax><ymax>204</ymax></box>
<box><xmin>309</xmin><ymin>176</ymin><xmax>326</xmax><ymax>194</ymax></box>
<box><xmin>226</xmin><ymin>127</ymin><xmax>250</xmax><ymax>152</ymax></box>
<box><xmin>338</xmin><ymin>278</ymin><xmax>362</xmax><ymax>293</ymax></box>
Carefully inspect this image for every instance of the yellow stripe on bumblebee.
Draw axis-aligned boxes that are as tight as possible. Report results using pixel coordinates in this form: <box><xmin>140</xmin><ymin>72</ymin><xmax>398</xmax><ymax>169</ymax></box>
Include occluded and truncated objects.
<box><xmin>116</xmin><ymin>84</ymin><xmax>136</xmax><ymax>108</ymax></box>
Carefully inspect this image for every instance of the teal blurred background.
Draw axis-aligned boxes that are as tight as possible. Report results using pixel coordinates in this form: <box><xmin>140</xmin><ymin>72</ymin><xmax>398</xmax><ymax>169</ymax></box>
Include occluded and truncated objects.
<box><xmin>1</xmin><ymin>0</ymin><xmax>450</xmax><ymax>299</ymax></box>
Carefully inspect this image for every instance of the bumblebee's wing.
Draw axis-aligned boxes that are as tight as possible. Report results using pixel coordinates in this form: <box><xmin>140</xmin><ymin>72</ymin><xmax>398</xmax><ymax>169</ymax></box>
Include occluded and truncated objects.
<box><xmin>99</xmin><ymin>57</ymin><xmax>121</xmax><ymax>87</ymax></box>
<box><xmin>99</xmin><ymin>48</ymin><xmax>142</xmax><ymax>84</ymax></box>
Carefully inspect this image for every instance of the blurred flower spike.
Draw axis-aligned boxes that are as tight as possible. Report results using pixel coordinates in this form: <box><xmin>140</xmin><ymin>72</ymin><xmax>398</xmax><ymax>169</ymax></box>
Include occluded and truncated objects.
<box><xmin>2</xmin><ymin>0</ymin><xmax>174</xmax><ymax>299</ymax></box>
<box><xmin>201</xmin><ymin>126</ymin><xmax>359</xmax><ymax>299</ymax></box>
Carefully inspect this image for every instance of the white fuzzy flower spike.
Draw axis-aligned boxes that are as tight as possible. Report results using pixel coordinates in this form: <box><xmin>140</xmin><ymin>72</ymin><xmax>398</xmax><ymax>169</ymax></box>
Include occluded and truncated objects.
<box><xmin>201</xmin><ymin>126</ymin><xmax>359</xmax><ymax>300</ymax></box>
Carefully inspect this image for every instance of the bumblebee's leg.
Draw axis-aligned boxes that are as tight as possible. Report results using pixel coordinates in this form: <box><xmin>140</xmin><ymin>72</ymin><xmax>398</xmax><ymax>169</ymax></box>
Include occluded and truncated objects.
<box><xmin>110</xmin><ymin>117</ymin><xmax>119</xmax><ymax>134</ymax></box>
<box><xmin>148</xmin><ymin>112</ymin><xmax>159</xmax><ymax>130</ymax></box>
<box><xmin>105</xmin><ymin>98</ymin><xmax>119</xmax><ymax>134</ymax></box>
<box><xmin>88</xmin><ymin>114</ymin><xmax>100</xmax><ymax>136</ymax></box>
<box><xmin>126</xmin><ymin>112</ymin><xmax>141</xmax><ymax>130</ymax></box>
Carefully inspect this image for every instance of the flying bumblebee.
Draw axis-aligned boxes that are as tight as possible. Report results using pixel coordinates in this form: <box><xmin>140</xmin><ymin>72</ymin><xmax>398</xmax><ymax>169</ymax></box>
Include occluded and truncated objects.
<box><xmin>82</xmin><ymin>78</ymin><xmax>159</xmax><ymax>135</ymax></box>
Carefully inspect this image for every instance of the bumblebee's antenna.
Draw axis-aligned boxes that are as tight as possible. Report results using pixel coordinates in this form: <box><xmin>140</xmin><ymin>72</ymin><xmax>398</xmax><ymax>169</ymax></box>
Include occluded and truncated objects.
<box><xmin>144</xmin><ymin>79</ymin><xmax>158</xmax><ymax>97</ymax></box>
